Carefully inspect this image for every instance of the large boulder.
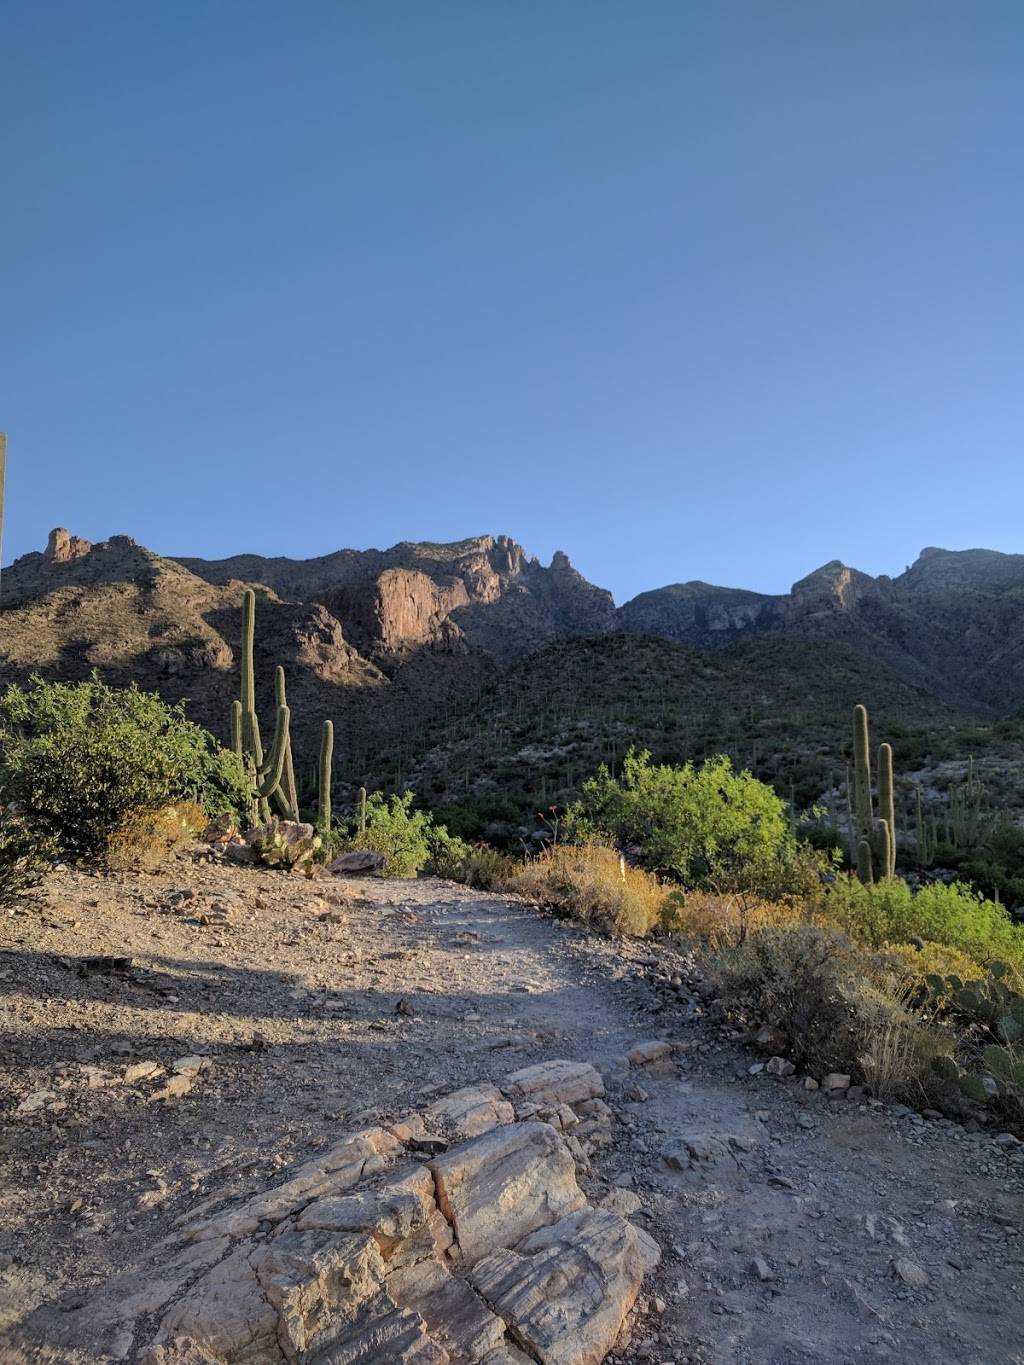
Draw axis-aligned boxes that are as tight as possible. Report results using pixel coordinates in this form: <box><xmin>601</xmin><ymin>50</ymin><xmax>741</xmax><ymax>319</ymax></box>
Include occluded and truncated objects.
<box><xmin>470</xmin><ymin>1208</ymin><xmax>660</xmax><ymax>1365</ymax></box>
<box><xmin>428</xmin><ymin>1122</ymin><xmax>585</xmax><ymax>1266</ymax></box>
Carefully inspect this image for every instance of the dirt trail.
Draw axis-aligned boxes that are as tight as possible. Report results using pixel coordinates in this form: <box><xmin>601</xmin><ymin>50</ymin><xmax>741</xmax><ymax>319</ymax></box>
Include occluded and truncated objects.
<box><xmin>2</xmin><ymin>862</ymin><xmax>1023</xmax><ymax>1362</ymax></box>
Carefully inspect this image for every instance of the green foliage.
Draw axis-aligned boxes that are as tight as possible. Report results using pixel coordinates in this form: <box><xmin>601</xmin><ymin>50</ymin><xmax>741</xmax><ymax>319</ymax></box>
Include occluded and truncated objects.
<box><xmin>0</xmin><ymin>813</ymin><xmax>56</xmax><ymax>909</ymax></box>
<box><xmin>927</xmin><ymin>973</ymin><xmax>1024</xmax><ymax>1124</ymax></box>
<box><xmin>424</xmin><ymin>827</ymin><xmax>514</xmax><ymax>889</ymax></box>
<box><xmin>709</xmin><ymin>924</ymin><xmax>942</xmax><ymax>1083</ymax></box>
<box><xmin>824</xmin><ymin>876</ymin><xmax>1024</xmax><ymax>970</ymax></box>
<box><xmin>564</xmin><ymin>749</ymin><xmax>794</xmax><ymax>889</ymax></box>
<box><xmin>924</xmin><ymin>962</ymin><xmax>1024</xmax><ymax>1043</ymax></box>
<box><xmin>338</xmin><ymin>791</ymin><xmax>435</xmax><ymax>877</ymax></box>
<box><xmin>0</xmin><ymin>676</ymin><xmax>249</xmax><ymax>857</ymax></box>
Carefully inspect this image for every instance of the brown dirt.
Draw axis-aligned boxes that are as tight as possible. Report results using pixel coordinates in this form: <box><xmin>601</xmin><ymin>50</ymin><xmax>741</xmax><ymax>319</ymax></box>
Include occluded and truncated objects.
<box><xmin>2</xmin><ymin>854</ymin><xmax>1023</xmax><ymax>1363</ymax></box>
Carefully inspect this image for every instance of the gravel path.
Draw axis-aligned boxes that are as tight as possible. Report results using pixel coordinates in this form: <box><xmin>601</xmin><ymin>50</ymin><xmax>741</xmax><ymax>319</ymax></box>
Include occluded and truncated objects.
<box><xmin>1</xmin><ymin>857</ymin><xmax>1023</xmax><ymax>1362</ymax></box>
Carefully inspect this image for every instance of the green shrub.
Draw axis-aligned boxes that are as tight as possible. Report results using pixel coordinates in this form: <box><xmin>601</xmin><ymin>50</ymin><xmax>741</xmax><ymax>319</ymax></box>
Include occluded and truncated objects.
<box><xmin>0</xmin><ymin>676</ymin><xmax>250</xmax><ymax>857</ymax></box>
<box><xmin>823</xmin><ymin>876</ymin><xmax>1024</xmax><ymax>970</ymax></box>
<box><xmin>564</xmin><ymin>749</ymin><xmax>795</xmax><ymax>889</ymax></box>
<box><xmin>424</xmin><ymin>828</ymin><xmax>515</xmax><ymax>889</ymax></box>
<box><xmin>336</xmin><ymin>791</ymin><xmax>433</xmax><ymax>877</ymax></box>
<box><xmin>709</xmin><ymin>923</ymin><xmax>950</xmax><ymax>1095</ymax></box>
<box><xmin>0</xmin><ymin>813</ymin><xmax>56</xmax><ymax>909</ymax></box>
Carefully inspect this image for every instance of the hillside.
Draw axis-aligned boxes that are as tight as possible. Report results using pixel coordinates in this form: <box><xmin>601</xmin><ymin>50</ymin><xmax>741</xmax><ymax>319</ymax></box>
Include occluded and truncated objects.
<box><xmin>396</xmin><ymin>633</ymin><xmax>967</xmax><ymax>820</ymax></box>
<box><xmin>3</xmin><ymin>528</ymin><xmax>1024</xmax><ymax>821</ymax></box>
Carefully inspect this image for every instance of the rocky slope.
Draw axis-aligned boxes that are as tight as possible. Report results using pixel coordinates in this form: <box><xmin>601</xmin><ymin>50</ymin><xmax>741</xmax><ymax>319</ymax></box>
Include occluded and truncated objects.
<box><xmin>2</xmin><ymin>529</ymin><xmax>1022</xmax><ymax>804</ymax></box>
<box><xmin>620</xmin><ymin>548</ymin><xmax>1024</xmax><ymax>716</ymax></box>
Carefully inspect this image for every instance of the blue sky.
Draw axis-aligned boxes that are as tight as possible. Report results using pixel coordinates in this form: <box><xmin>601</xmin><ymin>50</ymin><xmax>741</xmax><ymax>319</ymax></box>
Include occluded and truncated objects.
<box><xmin>2</xmin><ymin>1</ymin><xmax>1022</xmax><ymax>603</ymax></box>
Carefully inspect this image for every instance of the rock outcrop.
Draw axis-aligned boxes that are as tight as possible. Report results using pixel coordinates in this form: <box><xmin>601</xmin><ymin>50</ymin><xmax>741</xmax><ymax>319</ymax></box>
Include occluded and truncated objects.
<box><xmin>18</xmin><ymin>1064</ymin><xmax>658</xmax><ymax>1364</ymax></box>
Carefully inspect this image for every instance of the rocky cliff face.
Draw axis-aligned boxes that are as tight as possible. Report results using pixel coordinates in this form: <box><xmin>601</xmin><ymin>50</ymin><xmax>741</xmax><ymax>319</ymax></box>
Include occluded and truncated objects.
<box><xmin>179</xmin><ymin>534</ymin><xmax>616</xmax><ymax>667</ymax></box>
<box><xmin>618</xmin><ymin>548</ymin><xmax>1024</xmax><ymax>715</ymax></box>
<box><xmin>4</xmin><ymin>531</ymin><xmax>1024</xmax><ymax>787</ymax></box>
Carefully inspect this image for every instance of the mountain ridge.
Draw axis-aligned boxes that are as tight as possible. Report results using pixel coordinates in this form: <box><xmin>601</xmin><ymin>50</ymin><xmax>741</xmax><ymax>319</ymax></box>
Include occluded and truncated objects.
<box><xmin>1</xmin><ymin>529</ymin><xmax>1022</xmax><ymax>807</ymax></box>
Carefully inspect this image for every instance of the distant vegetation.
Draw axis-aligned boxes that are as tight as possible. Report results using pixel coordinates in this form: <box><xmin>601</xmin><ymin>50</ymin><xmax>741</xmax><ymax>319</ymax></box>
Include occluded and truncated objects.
<box><xmin>1</xmin><ymin>666</ymin><xmax>1022</xmax><ymax>1134</ymax></box>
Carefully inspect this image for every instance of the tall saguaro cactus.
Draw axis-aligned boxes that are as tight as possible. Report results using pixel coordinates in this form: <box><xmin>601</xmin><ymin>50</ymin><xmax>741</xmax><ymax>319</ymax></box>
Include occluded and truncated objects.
<box><xmin>877</xmin><ymin>743</ymin><xmax>897</xmax><ymax>879</ymax></box>
<box><xmin>853</xmin><ymin>704</ymin><xmax>873</xmax><ymax>845</ymax></box>
<box><xmin>318</xmin><ymin>721</ymin><xmax>334</xmax><ymax>832</ymax></box>
<box><xmin>233</xmin><ymin>589</ymin><xmax>335</xmax><ymax>828</ymax></box>
<box><xmin>851</xmin><ymin>703</ymin><xmax>898</xmax><ymax>883</ymax></box>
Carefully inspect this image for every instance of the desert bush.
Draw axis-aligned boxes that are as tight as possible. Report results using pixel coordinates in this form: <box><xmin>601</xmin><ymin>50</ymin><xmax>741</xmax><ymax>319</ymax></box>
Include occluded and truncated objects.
<box><xmin>880</xmin><ymin>940</ymin><xmax>986</xmax><ymax>1000</ymax></box>
<box><xmin>661</xmin><ymin>888</ymin><xmax>808</xmax><ymax>948</ymax></box>
<box><xmin>510</xmin><ymin>842</ymin><xmax>667</xmax><ymax>936</ymax></box>
<box><xmin>333</xmin><ymin>791</ymin><xmax>433</xmax><ymax>877</ymax></box>
<box><xmin>709</xmin><ymin>923</ymin><xmax>950</xmax><ymax>1093</ymax></box>
<box><xmin>104</xmin><ymin>802</ymin><xmax>207</xmax><ymax>873</ymax></box>
<box><xmin>0</xmin><ymin>676</ymin><xmax>250</xmax><ymax>857</ymax></box>
<box><xmin>426</xmin><ymin>830</ymin><xmax>515</xmax><ymax>890</ymax></box>
<box><xmin>823</xmin><ymin>876</ymin><xmax>1024</xmax><ymax>971</ymax></box>
<box><xmin>0</xmin><ymin>812</ymin><xmax>56</xmax><ymax>910</ymax></box>
<box><xmin>564</xmin><ymin>749</ymin><xmax>794</xmax><ymax>889</ymax></box>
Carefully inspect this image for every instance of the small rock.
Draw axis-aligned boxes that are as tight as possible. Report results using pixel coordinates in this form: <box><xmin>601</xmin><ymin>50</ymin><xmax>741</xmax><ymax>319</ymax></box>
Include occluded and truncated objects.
<box><xmin>802</xmin><ymin>1077</ymin><xmax>820</xmax><ymax>1091</ymax></box>
<box><xmin>124</xmin><ymin>1062</ymin><xmax>163</xmax><ymax>1085</ymax></box>
<box><xmin>409</xmin><ymin>1134</ymin><xmax>448</xmax><ymax>1155</ymax></box>
<box><xmin>750</xmin><ymin>1255</ymin><xmax>774</xmax><ymax>1282</ymax></box>
<box><xmin>765</xmin><ymin>1057</ymin><xmax>795</xmax><ymax>1078</ymax></box>
<box><xmin>822</xmin><ymin>1073</ymin><xmax>851</xmax><ymax>1092</ymax></box>
<box><xmin>15</xmin><ymin>1090</ymin><xmax>56</xmax><ymax>1115</ymax></box>
<box><xmin>149</xmin><ymin>1075</ymin><xmax>193</xmax><ymax>1103</ymax></box>
<box><xmin>892</xmin><ymin>1258</ymin><xmax>929</xmax><ymax>1287</ymax></box>
<box><xmin>172</xmin><ymin>1056</ymin><xmax>212</xmax><ymax>1076</ymax></box>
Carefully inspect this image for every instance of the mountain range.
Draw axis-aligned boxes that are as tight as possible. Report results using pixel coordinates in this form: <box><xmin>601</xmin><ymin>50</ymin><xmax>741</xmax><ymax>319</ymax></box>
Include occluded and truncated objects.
<box><xmin>1</xmin><ymin>527</ymin><xmax>1021</xmax><ymax>811</ymax></box>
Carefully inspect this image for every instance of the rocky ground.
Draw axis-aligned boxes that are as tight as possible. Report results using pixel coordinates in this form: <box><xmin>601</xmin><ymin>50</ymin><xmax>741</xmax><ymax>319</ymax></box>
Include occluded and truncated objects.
<box><xmin>1</xmin><ymin>854</ymin><xmax>1023</xmax><ymax>1363</ymax></box>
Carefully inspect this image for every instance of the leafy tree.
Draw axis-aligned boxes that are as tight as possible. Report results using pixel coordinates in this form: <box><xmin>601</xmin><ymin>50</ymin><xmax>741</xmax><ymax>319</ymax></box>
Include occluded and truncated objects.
<box><xmin>0</xmin><ymin>675</ymin><xmax>250</xmax><ymax>857</ymax></box>
<box><xmin>564</xmin><ymin>749</ymin><xmax>795</xmax><ymax>889</ymax></box>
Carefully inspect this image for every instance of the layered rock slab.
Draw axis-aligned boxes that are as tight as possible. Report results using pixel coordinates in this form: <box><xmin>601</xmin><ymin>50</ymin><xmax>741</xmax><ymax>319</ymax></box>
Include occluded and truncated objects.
<box><xmin>17</xmin><ymin>1063</ymin><xmax>656</xmax><ymax>1365</ymax></box>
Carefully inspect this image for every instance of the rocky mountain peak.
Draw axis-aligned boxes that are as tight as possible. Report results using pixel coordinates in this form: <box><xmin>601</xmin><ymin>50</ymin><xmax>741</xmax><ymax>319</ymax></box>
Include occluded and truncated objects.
<box><xmin>44</xmin><ymin>528</ymin><xmax>93</xmax><ymax>564</ymax></box>
<box><xmin>787</xmin><ymin>560</ymin><xmax>876</xmax><ymax>622</ymax></box>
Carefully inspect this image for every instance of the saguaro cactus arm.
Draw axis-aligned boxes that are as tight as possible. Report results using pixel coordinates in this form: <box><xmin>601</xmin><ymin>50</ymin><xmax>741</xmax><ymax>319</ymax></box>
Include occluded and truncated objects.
<box><xmin>257</xmin><ymin>705</ymin><xmax>291</xmax><ymax>799</ymax></box>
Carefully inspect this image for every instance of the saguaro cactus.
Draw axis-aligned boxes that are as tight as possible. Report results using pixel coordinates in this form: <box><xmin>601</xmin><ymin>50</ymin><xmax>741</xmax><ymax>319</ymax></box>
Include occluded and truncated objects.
<box><xmin>853</xmin><ymin>704</ymin><xmax>873</xmax><ymax>846</ymax></box>
<box><xmin>877</xmin><ymin>743</ymin><xmax>897</xmax><ymax>879</ymax></box>
<box><xmin>318</xmin><ymin>720</ymin><xmax>334</xmax><ymax>831</ymax></box>
<box><xmin>233</xmin><ymin>589</ymin><xmax>335</xmax><ymax>829</ymax></box>
<box><xmin>273</xmin><ymin>666</ymin><xmax>301</xmax><ymax>822</ymax></box>
<box><xmin>851</xmin><ymin>704</ymin><xmax>897</xmax><ymax>882</ymax></box>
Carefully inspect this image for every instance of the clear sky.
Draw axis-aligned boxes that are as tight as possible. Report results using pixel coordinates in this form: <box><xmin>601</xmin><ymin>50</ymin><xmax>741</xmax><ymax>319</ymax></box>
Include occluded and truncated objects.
<box><xmin>2</xmin><ymin>2</ymin><xmax>1022</xmax><ymax>603</ymax></box>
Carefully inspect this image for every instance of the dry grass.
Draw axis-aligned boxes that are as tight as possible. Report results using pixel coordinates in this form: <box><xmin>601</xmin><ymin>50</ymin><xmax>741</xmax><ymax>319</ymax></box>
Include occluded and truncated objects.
<box><xmin>510</xmin><ymin>843</ymin><xmax>667</xmax><ymax>936</ymax></box>
<box><xmin>104</xmin><ymin>803</ymin><xmax>206</xmax><ymax>873</ymax></box>
<box><xmin>857</xmin><ymin>991</ymin><xmax>953</xmax><ymax>1103</ymax></box>
<box><xmin>661</xmin><ymin>888</ymin><xmax>809</xmax><ymax>948</ymax></box>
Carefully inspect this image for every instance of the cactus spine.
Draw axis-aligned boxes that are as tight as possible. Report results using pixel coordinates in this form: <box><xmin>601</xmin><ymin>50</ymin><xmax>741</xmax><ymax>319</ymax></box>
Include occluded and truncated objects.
<box><xmin>318</xmin><ymin>721</ymin><xmax>334</xmax><ymax>832</ymax></box>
